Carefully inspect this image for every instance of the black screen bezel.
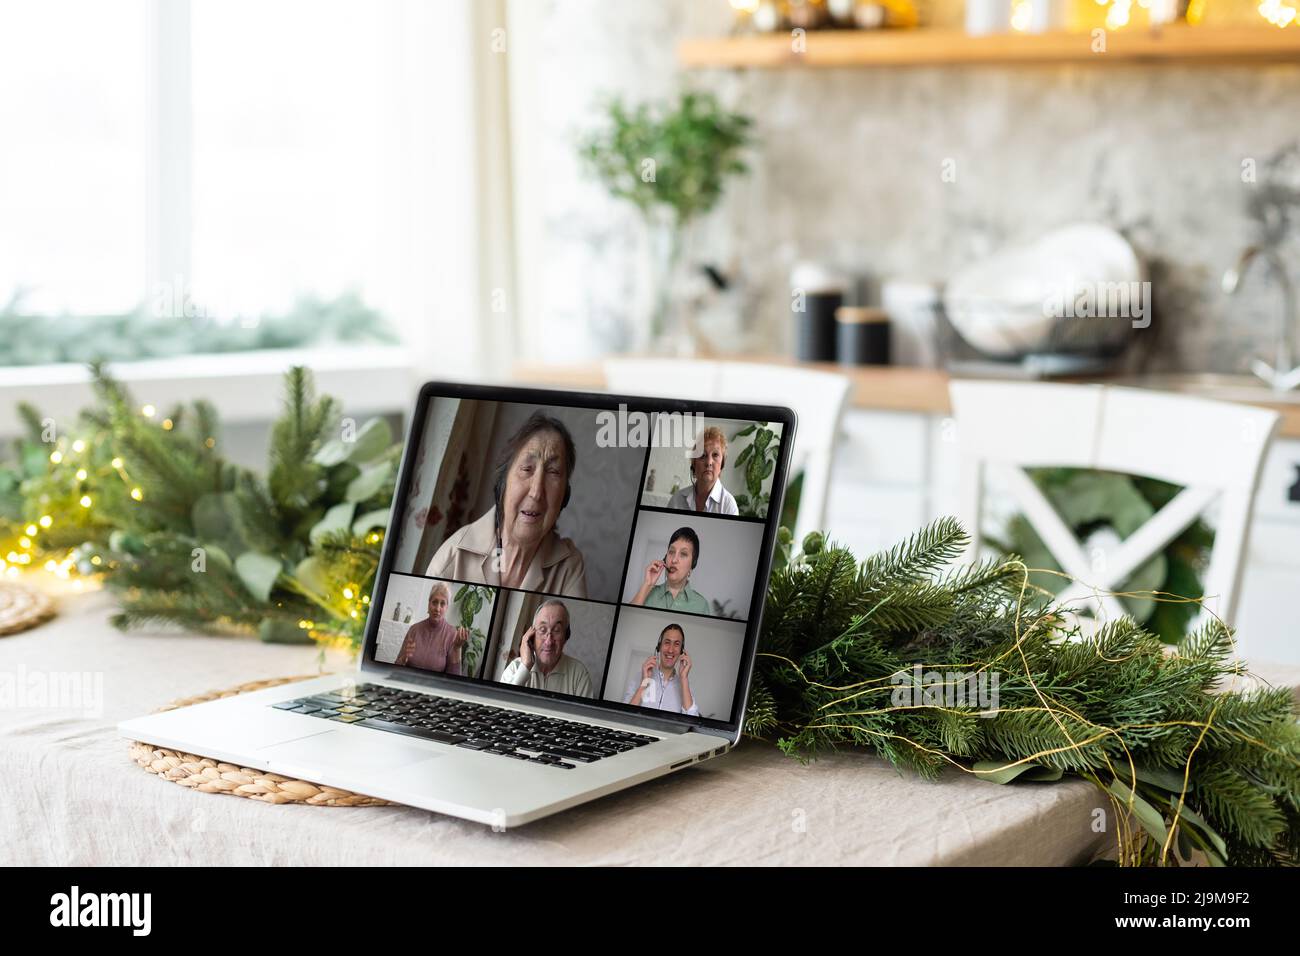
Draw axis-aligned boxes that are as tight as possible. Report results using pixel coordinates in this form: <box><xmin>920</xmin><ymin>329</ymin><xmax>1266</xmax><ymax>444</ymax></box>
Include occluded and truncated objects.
<box><xmin>360</xmin><ymin>380</ymin><xmax>797</xmax><ymax>740</ymax></box>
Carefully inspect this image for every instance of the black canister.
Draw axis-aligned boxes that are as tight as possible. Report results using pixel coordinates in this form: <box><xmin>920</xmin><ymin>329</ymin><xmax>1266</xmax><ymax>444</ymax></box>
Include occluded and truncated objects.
<box><xmin>835</xmin><ymin>306</ymin><xmax>890</xmax><ymax>365</ymax></box>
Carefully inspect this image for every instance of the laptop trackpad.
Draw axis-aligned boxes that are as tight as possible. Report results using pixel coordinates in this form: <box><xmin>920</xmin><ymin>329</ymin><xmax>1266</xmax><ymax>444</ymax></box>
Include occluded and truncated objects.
<box><xmin>258</xmin><ymin>729</ymin><xmax>445</xmax><ymax>773</ymax></box>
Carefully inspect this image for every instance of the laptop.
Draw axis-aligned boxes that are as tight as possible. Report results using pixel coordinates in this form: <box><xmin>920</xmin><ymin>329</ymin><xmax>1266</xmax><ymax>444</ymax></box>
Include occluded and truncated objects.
<box><xmin>119</xmin><ymin>381</ymin><xmax>796</xmax><ymax>828</ymax></box>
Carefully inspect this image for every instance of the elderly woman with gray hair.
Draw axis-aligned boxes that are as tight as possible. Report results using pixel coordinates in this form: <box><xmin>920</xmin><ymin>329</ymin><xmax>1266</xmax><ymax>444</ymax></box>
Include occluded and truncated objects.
<box><xmin>428</xmin><ymin>411</ymin><xmax>588</xmax><ymax>597</ymax></box>
<box><xmin>393</xmin><ymin>582</ymin><xmax>470</xmax><ymax>675</ymax></box>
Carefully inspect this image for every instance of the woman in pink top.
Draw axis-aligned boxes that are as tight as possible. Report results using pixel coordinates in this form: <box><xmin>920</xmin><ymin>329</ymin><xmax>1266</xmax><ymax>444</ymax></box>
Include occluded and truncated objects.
<box><xmin>393</xmin><ymin>582</ymin><xmax>469</xmax><ymax>675</ymax></box>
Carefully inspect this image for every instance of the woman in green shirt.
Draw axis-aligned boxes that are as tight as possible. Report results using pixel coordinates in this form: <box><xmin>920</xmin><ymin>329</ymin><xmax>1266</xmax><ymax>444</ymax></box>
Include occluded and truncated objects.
<box><xmin>629</xmin><ymin>526</ymin><xmax>712</xmax><ymax>615</ymax></box>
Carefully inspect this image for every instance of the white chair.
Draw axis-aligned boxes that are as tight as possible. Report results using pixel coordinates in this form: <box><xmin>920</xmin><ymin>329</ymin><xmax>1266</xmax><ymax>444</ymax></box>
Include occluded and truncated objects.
<box><xmin>603</xmin><ymin>358</ymin><xmax>851</xmax><ymax>544</ymax></box>
<box><xmin>949</xmin><ymin>380</ymin><xmax>1279</xmax><ymax>633</ymax></box>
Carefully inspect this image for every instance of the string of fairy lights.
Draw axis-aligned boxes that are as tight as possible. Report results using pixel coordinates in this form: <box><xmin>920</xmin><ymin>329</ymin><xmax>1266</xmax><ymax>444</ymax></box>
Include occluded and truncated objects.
<box><xmin>5</xmin><ymin>399</ymin><xmax>388</xmax><ymax>651</ymax></box>
<box><xmin>1</xmin><ymin>403</ymin><xmax>190</xmax><ymax>584</ymax></box>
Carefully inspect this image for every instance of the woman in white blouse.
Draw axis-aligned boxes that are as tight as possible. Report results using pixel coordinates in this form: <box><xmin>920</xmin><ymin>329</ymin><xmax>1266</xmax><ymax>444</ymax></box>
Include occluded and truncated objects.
<box><xmin>667</xmin><ymin>425</ymin><xmax>738</xmax><ymax>516</ymax></box>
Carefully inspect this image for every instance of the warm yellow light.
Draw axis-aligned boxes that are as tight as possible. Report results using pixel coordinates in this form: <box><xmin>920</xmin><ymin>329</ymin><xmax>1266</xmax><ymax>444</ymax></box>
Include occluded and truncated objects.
<box><xmin>72</xmin><ymin>439</ymin><xmax>86</xmax><ymax>453</ymax></box>
<box><xmin>362</xmin><ymin>595</ymin><xmax>370</xmax><ymax>605</ymax></box>
<box><xmin>49</xmin><ymin>451</ymin><xmax>63</xmax><ymax>464</ymax></box>
<box><xmin>44</xmin><ymin>560</ymin><xmax>57</xmax><ymax>572</ymax></box>
<box><xmin>1259</xmin><ymin>0</ymin><xmax>1298</xmax><ymax>26</ymax></box>
<box><xmin>79</xmin><ymin>495</ymin><xmax>92</xmax><ymax>508</ymax></box>
<box><xmin>162</xmin><ymin>418</ymin><xmax>174</xmax><ymax>430</ymax></box>
<box><xmin>729</xmin><ymin>0</ymin><xmax>759</xmax><ymax>10</ymax></box>
<box><xmin>17</xmin><ymin>554</ymin><xmax>30</xmax><ymax>565</ymax></box>
<box><xmin>25</xmin><ymin>525</ymin><xmax>37</xmax><ymax>536</ymax></box>
<box><xmin>39</xmin><ymin>515</ymin><xmax>52</xmax><ymax>528</ymax></box>
<box><xmin>204</xmin><ymin>437</ymin><xmax>215</xmax><ymax>448</ymax></box>
<box><xmin>19</xmin><ymin>537</ymin><xmax>31</xmax><ymax>549</ymax></box>
<box><xmin>91</xmin><ymin>555</ymin><xmax>102</xmax><ymax>566</ymax></box>
<box><xmin>342</xmin><ymin>587</ymin><xmax>354</xmax><ymax>599</ymax></box>
<box><xmin>6</xmin><ymin>552</ymin><xmax>18</xmax><ymax>563</ymax></box>
<box><xmin>75</xmin><ymin>469</ymin><xmax>88</xmax><ymax>481</ymax></box>
<box><xmin>350</xmin><ymin>610</ymin><xmax>359</xmax><ymax>619</ymax></box>
<box><xmin>130</xmin><ymin>488</ymin><xmax>143</xmax><ymax>501</ymax></box>
<box><xmin>1010</xmin><ymin>0</ymin><xmax>1033</xmax><ymax>30</ymax></box>
<box><xmin>141</xmin><ymin>404</ymin><xmax>156</xmax><ymax>418</ymax></box>
<box><xmin>111</xmin><ymin>457</ymin><xmax>123</xmax><ymax>469</ymax></box>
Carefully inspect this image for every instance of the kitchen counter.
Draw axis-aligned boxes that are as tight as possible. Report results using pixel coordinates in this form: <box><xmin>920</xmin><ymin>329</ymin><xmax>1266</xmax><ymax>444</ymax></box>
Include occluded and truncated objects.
<box><xmin>511</xmin><ymin>358</ymin><xmax>1300</xmax><ymax>439</ymax></box>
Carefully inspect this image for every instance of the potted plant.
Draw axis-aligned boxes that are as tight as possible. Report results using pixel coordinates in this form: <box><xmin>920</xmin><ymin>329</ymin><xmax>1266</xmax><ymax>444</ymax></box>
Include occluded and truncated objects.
<box><xmin>580</xmin><ymin>91</ymin><xmax>752</xmax><ymax>353</ymax></box>
<box><xmin>453</xmin><ymin>584</ymin><xmax>494</xmax><ymax>678</ymax></box>
<box><xmin>731</xmin><ymin>421</ymin><xmax>781</xmax><ymax>519</ymax></box>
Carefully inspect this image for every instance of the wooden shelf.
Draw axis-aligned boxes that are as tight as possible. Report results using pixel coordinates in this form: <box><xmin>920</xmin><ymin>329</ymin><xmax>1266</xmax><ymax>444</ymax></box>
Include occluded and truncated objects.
<box><xmin>678</xmin><ymin>25</ymin><xmax>1300</xmax><ymax>69</ymax></box>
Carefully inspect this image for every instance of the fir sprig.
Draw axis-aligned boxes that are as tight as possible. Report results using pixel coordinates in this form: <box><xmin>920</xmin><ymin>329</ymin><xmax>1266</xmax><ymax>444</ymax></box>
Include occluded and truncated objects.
<box><xmin>749</xmin><ymin>523</ymin><xmax>1300</xmax><ymax>867</ymax></box>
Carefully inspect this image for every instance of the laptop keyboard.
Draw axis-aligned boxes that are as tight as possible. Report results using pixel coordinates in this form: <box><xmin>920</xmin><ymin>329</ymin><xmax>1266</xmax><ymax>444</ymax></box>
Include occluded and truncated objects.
<box><xmin>271</xmin><ymin>682</ymin><xmax>658</xmax><ymax>769</ymax></box>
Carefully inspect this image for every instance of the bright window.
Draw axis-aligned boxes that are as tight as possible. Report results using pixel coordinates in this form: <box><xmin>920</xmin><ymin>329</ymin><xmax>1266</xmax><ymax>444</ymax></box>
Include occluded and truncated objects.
<box><xmin>0</xmin><ymin>0</ymin><xmax>412</xmax><ymax>366</ymax></box>
<box><xmin>0</xmin><ymin>0</ymin><xmax>151</xmax><ymax>316</ymax></box>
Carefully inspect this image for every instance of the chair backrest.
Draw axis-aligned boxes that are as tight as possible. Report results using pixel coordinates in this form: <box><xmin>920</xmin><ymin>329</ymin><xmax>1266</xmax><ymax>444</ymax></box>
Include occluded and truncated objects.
<box><xmin>603</xmin><ymin>358</ymin><xmax>851</xmax><ymax>544</ymax></box>
<box><xmin>949</xmin><ymin>380</ymin><xmax>1280</xmax><ymax>632</ymax></box>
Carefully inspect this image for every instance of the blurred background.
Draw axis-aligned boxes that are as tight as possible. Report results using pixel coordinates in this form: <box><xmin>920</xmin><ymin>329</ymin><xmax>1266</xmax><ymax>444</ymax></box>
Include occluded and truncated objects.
<box><xmin>2</xmin><ymin>0</ymin><xmax>1299</xmax><ymax>659</ymax></box>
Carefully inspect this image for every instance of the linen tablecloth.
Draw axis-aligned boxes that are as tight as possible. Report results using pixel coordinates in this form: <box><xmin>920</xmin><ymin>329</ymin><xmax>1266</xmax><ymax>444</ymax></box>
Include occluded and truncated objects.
<box><xmin>3</xmin><ymin>592</ymin><xmax>1296</xmax><ymax>866</ymax></box>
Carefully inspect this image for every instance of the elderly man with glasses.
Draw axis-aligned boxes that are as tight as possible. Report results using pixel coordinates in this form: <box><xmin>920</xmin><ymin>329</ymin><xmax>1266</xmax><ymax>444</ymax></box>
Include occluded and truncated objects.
<box><xmin>499</xmin><ymin>599</ymin><xmax>593</xmax><ymax>698</ymax></box>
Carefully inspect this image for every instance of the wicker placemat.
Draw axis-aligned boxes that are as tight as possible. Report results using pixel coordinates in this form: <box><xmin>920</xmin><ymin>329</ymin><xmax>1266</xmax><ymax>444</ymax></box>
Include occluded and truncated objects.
<box><xmin>0</xmin><ymin>581</ymin><xmax>55</xmax><ymax>636</ymax></box>
<box><xmin>128</xmin><ymin>675</ymin><xmax>394</xmax><ymax>807</ymax></box>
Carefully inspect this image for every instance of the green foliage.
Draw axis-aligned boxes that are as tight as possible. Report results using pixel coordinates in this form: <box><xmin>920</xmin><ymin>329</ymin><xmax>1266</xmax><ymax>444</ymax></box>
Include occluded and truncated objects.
<box><xmin>2</xmin><ymin>365</ymin><xmax>400</xmax><ymax>647</ymax></box>
<box><xmin>0</xmin><ymin>290</ymin><xmax>397</xmax><ymax>368</ymax></box>
<box><xmin>579</xmin><ymin>91</ymin><xmax>753</xmax><ymax>227</ymax></box>
<box><xmin>992</xmin><ymin>468</ymin><xmax>1214</xmax><ymax>642</ymax></box>
<box><xmin>751</xmin><ymin>519</ymin><xmax>1300</xmax><ymax>867</ymax></box>
<box><xmin>453</xmin><ymin>584</ymin><xmax>494</xmax><ymax>679</ymax></box>
<box><xmin>730</xmin><ymin>421</ymin><xmax>780</xmax><ymax>519</ymax></box>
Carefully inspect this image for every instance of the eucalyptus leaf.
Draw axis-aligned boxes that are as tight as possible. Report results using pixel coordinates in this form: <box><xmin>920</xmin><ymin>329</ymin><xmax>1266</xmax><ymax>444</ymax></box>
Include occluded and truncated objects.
<box><xmin>310</xmin><ymin>502</ymin><xmax>356</xmax><ymax>545</ymax></box>
<box><xmin>293</xmin><ymin>555</ymin><xmax>333</xmax><ymax>604</ymax></box>
<box><xmin>1133</xmin><ymin>765</ymin><xmax>1188</xmax><ymax>792</ymax></box>
<box><xmin>234</xmin><ymin>551</ymin><xmax>283</xmax><ymax>604</ymax></box>
<box><xmin>1170</xmin><ymin>798</ymin><xmax>1228</xmax><ymax>860</ymax></box>
<box><xmin>345</xmin><ymin>418</ymin><xmax>392</xmax><ymax>464</ymax></box>
<box><xmin>352</xmin><ymin>509</ymin><xmax>390</xmax><ymax>536</ymax></box>
<box><xmin>345</xmin><ymin>461</ymin><xmax>392</xmax><ymax>503</ymax></box>
<box><xmin>973</xmin><ymin>760</ymin><xmax>1061</xmax><ymax>784</ymax></box>
<box><xmin>199</xmin><ymin>543</ymin><xmax>233</xmax><ymax>572</ymax></box>
<box><xmin>313</xmin><ymin>438</ymin><xmax>351</xmax><ymax>468</ymax></box>
<box><xmin>1106</xmin><ymin>779</ymin><xmax>1168</xmax><ymax>845</ymax></box>
<box><xmin>314</xmin><ymin>417</ymin><xmax>392</xmax><ymax>467</ymax></box>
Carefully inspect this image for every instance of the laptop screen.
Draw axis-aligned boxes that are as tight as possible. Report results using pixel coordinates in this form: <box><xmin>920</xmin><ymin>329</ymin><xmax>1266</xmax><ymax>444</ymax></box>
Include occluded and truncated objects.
<box><xmin>366</xmin><ymin>386</ymin><xmax>792</xmax><ymax>730</ymax></box>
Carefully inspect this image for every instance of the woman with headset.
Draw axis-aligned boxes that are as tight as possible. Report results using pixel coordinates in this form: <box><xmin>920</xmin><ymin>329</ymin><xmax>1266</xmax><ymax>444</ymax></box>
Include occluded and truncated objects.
<box><xmin>667</xmin><ymin>425</ymin><xmax>738</xmax><ymax>516</ymax></box>
<box><xmin>427</xmin><ymin>411</ymin><xmax>589</xmax><ymax>597</ymax></box>
<box><xmin>625</xmin><ymin>622</ymin><xmax>699</xmax><ymax>716</ymax></box>
<box><xmin>627</xmin><ymin>526</ymin><xmax>711</xmax><ymax>615</ymax></box>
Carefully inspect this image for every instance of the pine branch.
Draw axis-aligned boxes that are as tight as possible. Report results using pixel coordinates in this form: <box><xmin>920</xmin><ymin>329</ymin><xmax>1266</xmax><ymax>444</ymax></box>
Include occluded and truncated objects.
<box><xmin>268</xmin><ymin>366</ymin><xmax>336</xmax><ymax>513</ymax></box>
<box><xmin>748</xmin><ymin>516</ymin><xmax>1300</xmax><ymax>867</ymax></box>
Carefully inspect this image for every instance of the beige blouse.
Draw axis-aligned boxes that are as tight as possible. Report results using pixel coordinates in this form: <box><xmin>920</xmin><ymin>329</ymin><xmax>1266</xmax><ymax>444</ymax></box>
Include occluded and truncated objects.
<box><xmin>426</xmin><ymin>508</ymin><xmax>588</xmax><ymax>598</ymax></box>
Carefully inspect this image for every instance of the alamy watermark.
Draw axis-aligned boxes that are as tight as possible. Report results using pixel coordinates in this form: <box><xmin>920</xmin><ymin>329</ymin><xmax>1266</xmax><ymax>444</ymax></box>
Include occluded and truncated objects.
<box><xmin>1043</xmin><ymin>279</ymin><xmax>1151</xmax><ymax>330</ymax></box>
<box><xmin>50</xmin><ymin>886</ymin><xmax>151</xmax><ymax>936</ymax></box>
<box><xmin>0</xmin><ymin>664</ymin><xmax>104</xmax><ymax>718</ymax></box>
<box><xmin>890</xmin><ymin>665</ymin><xmax>1000</xmax><ymax>715</ymax></box>
<box><xmin>596</xmin><ymin>404</ymin><xmax>704</xmax><ymax>457</ymax></box>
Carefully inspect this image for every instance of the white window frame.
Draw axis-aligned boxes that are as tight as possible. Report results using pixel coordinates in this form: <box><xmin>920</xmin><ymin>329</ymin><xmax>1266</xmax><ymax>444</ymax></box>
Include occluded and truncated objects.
<box><xmin>2</xmin><ymin>0</ymin><xmax>517</xmax><ymax>427</ymax></box>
